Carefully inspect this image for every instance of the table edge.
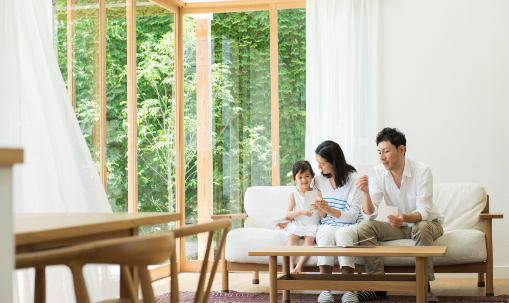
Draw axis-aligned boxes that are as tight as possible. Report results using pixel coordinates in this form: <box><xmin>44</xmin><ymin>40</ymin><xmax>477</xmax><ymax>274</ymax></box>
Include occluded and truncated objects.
<box><xmin>15</xmin><ymin>212</ymin><xmax>181</xmax><ymax>245</ymax></box>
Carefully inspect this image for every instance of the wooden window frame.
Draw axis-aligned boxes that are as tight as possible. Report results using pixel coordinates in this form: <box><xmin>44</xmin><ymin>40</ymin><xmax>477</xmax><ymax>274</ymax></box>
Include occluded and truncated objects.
<box><xmin>63</xmin><ymin>0</ymin><xmax>305</xmax><ymax>278</ymax></box>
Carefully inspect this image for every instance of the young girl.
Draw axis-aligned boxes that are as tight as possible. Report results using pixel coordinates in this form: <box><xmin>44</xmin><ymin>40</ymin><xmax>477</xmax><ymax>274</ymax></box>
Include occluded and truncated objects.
<box><xmin>285</xmin><ymin>160</ymin><xmax>326</xmax><ymax>273</ymax></box>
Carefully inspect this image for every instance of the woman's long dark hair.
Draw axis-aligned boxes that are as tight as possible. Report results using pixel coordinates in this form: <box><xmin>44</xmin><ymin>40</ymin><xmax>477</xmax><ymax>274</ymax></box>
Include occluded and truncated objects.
<box><xmin>315</xmin><ymin>141</ymin><xmax>356</xmax><ymax>189</ymax></box>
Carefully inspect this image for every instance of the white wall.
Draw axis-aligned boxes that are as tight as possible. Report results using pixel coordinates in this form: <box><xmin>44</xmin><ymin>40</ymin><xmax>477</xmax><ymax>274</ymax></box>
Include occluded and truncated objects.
<box><xmin>379</xmin><ymin>0</ymin><xmax>509</xmax><ymax>277</ymax></box>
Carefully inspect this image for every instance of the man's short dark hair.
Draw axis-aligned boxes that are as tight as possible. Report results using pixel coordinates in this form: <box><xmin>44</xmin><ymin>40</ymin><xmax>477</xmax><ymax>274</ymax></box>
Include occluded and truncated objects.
<box><xmin>376</xmin><ymin>127</ymin><xmax>407</xmax><ymax>152</ymax></box>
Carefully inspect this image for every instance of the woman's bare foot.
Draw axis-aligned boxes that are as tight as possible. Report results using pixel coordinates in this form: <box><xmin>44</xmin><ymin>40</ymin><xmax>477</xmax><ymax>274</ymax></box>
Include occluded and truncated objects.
<box><xmin>293</xmin><ymin>265</ymin><xmax>303</xmax><ymax>274</ymax></box>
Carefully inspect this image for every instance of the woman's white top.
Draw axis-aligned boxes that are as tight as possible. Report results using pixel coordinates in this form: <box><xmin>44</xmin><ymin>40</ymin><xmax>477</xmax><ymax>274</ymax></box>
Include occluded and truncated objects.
<box><xmin>313</xmin><ymin>172</ymin><xmax>363</xmax><ymax>227</ymax></box>
<box><xmin>286</xmin><ymin>188</ymin><xmax>321</xmax><ymax>237</ymax></box>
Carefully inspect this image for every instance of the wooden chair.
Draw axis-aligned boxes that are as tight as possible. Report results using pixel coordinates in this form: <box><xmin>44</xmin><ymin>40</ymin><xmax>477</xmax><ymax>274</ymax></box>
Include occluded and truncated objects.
<box><xmin>168</xmin><ymin>219</ymin><xmax>231</xmax><ymax>303</ymax></box>
<box><xmin>16</xmin><ymin>233</ymin><xmax>176</xmax><ymax>303</ymax></box>
<box><xmin>17</xmin><ymin>219</ymin><xmax>231</xmax><ymax>303</ymax></box>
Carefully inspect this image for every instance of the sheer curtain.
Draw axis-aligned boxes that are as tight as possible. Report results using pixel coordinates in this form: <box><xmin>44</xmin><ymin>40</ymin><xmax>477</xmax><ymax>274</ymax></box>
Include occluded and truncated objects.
<box><xmin>305</xmin><ymin>0</ymin><xmax>379</xmax><ymax>168</ymax></box>
<box><xmin>1</xmin><ymin>0</ymin><xmax>119</xmax><ymax>302</ymax></box>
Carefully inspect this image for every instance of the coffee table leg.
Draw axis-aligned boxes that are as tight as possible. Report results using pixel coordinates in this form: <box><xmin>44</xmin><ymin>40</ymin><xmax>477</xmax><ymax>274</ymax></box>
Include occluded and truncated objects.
<box><xmin>270</xmin><ymin>256</ymin><xmax>278</xmax><ymax>303</ymax></box>
<box><xmin>416</xmin><ymin>257</ymin><xmax>429</xmax><ymax>303</ymax></box>
<box><xmin>282</xmin><ymin>256</ymin><xmax>290</xmax><ymax>303</ymax></box>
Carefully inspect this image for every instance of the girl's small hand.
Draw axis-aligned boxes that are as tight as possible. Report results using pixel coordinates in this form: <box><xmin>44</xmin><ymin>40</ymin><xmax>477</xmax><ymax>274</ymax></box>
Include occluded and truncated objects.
<box><xmin>276</xmin><ymin>222</ymin><xmax>289</xmax><ymax>229</ymax></box>
<box><xmin>301</xmin><ymin>209</ymin><xmax>312</xmax><ymax>217</ymax></box>
<box><xmin>276</xmin><ymin>217</ymin><xmax>292</xmax><ymax>229</ymax></box>
<box><xmin>311</xmin><ymin>203</ymin><xmax>319</xmax><ymax>210</ymax></box>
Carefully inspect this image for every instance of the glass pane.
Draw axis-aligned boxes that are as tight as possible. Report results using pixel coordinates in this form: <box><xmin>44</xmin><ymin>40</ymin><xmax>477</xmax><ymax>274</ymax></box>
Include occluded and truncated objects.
<box><xmin>136</xmin><ymin>3</ymin><xmax>176</xmax><ymax>210</ymax></box>
<box><xmin>136</xmin><ymin>2</ymin><xmax>176</xmax><ymax>234</ymax></box>
<box><xmin>184</xmin><ymin>11</ymin><xmax>272</xmax><ymax>261</ymax></box>
<box><xmin>278</xmin><ymin>8</ymin><xmax>306</xmax><ymax>185</ymax></box>
<box><xmin>53</xmin><ymin>0</ymin><xmax>102</xmax><ymax>171</ymax></box>
<box><xmin>106</xmin><ymin>0</ymin><xmax>128</xmax><ymax>212</ymax></box>
<box><xmin>53</xmin><ymin>0</ymin><xmax>68</xmax><ymax>85</ymax></box>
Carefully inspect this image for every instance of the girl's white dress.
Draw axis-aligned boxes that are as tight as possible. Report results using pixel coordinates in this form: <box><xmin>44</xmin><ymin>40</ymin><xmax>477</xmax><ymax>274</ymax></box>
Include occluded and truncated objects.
<box><xmin>286</xmin><ymin>189</ymin><xmax>321</xmax><ymax>237</ymax></box>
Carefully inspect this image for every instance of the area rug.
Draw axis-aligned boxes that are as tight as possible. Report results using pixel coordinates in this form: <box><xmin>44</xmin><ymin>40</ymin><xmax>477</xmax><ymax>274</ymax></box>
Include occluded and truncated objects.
<box><xmin>155</xmin><ymin>291</ymin><xmax>509</xmax><ymax>303</ymax></box>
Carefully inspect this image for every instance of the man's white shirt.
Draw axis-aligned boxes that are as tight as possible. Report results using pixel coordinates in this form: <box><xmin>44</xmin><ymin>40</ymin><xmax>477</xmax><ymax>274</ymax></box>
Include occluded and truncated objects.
<box><xmin>363</xmin><ymin>158</ymin><xmax>444</xmax><ymax>227</ymax></box>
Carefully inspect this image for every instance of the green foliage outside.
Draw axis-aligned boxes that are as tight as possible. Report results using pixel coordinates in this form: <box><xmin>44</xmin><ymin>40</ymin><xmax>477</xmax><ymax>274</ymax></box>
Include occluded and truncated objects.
<box><xmin>54</xmin><ymin>5</ymin><xmax>306</xmax><ymax>224</ymax></box>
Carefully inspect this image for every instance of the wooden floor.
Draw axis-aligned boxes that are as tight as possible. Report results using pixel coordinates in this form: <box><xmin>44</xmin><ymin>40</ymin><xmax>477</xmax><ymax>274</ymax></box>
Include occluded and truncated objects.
<box><xmin>153</xmin><ymin>272</ymin><xmax>509</xmax><ymax>297</ymax></box>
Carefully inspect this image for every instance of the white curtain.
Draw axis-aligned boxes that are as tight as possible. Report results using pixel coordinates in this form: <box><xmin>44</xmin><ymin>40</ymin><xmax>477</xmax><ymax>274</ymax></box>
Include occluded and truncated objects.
<box><xmin>305</xmin><ymin>0</ymin><xmax>379</xmax><ymax>169</ymax></box>
<box><xmin>1</xmin><ymin>0</ymin><xmax>119</xmax><ymax>302</ymax></box>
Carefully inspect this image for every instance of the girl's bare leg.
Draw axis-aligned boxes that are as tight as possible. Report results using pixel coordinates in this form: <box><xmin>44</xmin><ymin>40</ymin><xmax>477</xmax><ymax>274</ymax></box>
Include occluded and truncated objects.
<box><xmin>294</xmin><ymin>236</ymin><xmax>315</xmax><ymax>273</ymax></box>
<box><xmin>341</xmin><ymin>266</ymin><xmax>354</xmax><ymax>274</ymax></box>
<box><xmin>287</xmin><ymin>234</ymin><xmax>300</xmax><ymax>272</ymax></box>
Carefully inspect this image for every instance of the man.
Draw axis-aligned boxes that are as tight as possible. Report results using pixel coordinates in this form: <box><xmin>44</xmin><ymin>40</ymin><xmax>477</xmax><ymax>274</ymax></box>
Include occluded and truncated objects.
<box><xmin>355</xmin><ymin>127</ymin><xmax>444</xmax><ymax>303</ymax></box>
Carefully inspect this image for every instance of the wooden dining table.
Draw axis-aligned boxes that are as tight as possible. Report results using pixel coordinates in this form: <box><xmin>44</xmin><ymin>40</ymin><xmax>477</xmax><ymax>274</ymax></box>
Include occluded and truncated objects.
<box><xmin>14</xmin><ymin>212</ymin><xmax>181</xmax><ymax>301</ymax></box>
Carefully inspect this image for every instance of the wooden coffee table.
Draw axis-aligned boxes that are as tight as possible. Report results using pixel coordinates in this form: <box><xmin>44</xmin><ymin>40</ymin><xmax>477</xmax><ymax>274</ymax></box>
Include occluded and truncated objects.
<box><xmin>249</xmin><ymin>245</ymin><xmax>447</xmax><ymax>303</ymax></box>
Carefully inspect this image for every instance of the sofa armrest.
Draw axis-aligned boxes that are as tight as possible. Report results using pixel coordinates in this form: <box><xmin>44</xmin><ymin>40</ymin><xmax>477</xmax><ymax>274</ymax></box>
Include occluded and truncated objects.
<box><xmin>211</xmin><ymin>214</ymin><xmax>248</xmax><ymax>220</ymax></box>
<box><xmin>480</xmin><ymin>213</ymin><xmax>503</xmax><ymax>219</ymax></box>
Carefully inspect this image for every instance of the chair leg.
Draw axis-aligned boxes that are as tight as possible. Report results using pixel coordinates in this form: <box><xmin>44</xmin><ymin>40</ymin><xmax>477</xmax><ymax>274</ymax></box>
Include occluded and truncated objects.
<box><xmin>478</xmin><ymin>273</ymin><xmax>485</xmax><ymax>287</ymax></box>
<box><xmin>252</xmin><ymin>271</ymin><xmax>259</xmax><ymax>284</ymax></box>
<box><xmin>170</xmin><ymin>251</ymin><xmax>179</xmax><ymax>303</ymax></box>
<box><xmin>70</xmin><ymin>265</ymin><xmax>91</xmax><ymax>303</ymax></box>
<box><xmin>485</xmin><ymin>219</ymin><xmax>494</xmax><ymax>296</ymax></box>
<box><xmin>221</xmin><ymin>240</ymin><xmax>229</xmax><ymax>292</ymax></box>
<box><xmin>486</xmin><ymin>268</ymin><xmax>494</xmax><ymax>296</ymax></box>
<box><xmin>34</xmin><ymin>267</ymin><xmax>46</xmax><ymax>303</ymax></box>
<box><xmin>139</xmin><ymin>266</ymin><xmax>156</xmax><ymax>303</ymax></box>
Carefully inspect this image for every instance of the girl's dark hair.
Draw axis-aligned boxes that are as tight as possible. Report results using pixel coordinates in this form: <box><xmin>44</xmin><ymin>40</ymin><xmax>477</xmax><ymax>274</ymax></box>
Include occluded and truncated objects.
<box><xmin>292</xmin><ymin>160</ymin><xmax>314</xmax><ymax>180</ymax></box>
<box><xmin>315</xmin><ymin>141</ymin><xmax>356</xmax><ymax>188</ymax></box>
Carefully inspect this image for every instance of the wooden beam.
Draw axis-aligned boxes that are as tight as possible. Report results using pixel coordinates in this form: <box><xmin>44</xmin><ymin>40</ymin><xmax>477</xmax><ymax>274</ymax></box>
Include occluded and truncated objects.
<box><xmin>127</xmin><ymin>0</ymin><xmax>138</xmax><ymax>213</ymax></box>
<box><xmin>196</xmin><ymin>18</ymin><xmax>213</xmax><ymax>260</ymax></box>
<box><xmin>99</xmin><ymin>0</ymin><xmax>107</xmax><ymax>191</ymax></box>
<box><xmin>181</xmin><ymin>0</ymin><xmax>305</xmax><ymax>16</ymax></box>
<box><xmin>185</xmin><ymin>0</ymin><xmax>304</xmax><ymax>9</ymax></box>
<box><xmin>161</xmin><ymin>0</ymin><xmax>185</xmax><ymax>8</ymax></box>
<box><xmin>270</xmin><ymin>4</ymin><xmax>279</xmax><ymax>186</ymax></box>
<box><xmin>277</xmin><ymin>1</ymin><xmax>305</xmax><ymax>9</ymax></box>
<box><xmin>148</xmin><ymin>263</ymin><xmax>177</xmax><ymax>281</ymax></box>
<box><xmin>149</xmin><ymin>0</ymin><xmax>179</xmax><ymax>13</ymax></box>
<box><xmin>67</xmin><ymin>0</ymin><xmax>76</xmax><ymax>111</ymax></box>
<box><xmin>181</xmin><ymin>260</ymin><xmax>221</xmax><ymax>272</ymax></box>
<box><xmin>175</xmin><ymin>9</ymin><xmax>185</xmax><ymax>274</ymax></box>
<box><xmin>182</xmin><ymin>5</ymin><xmax>269</xmax><ymax>14</ymax></box>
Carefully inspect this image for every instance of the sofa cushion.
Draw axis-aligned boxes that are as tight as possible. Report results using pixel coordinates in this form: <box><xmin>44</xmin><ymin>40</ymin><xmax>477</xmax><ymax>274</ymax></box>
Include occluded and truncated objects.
<box><xmin>354</xmin><ymin>229</ymin><xmax>487</xmax><ymax>266</ymax></box>
<box><xmin>244</xmin><ymin>186</ymin><xmax>294</xmax><ymax>230</ymax></box>
<box><xmin>225</xmin><ymin>227</ymin><xmax>332</xmax><ymax>266</ymax></box>
<box><xmin>226</xmin><ymin>228</ymin><xmax>486</xmax><ymax>267</ymax></box>
<box><xmin>243</xmin><ymin>184</ymin><xmax>488</xmax><ymax>233</ymax></box>
<box><xmin>433</xmin><ymin>184</ymin><xmax>486</xmax><ymax>232</ymax></box>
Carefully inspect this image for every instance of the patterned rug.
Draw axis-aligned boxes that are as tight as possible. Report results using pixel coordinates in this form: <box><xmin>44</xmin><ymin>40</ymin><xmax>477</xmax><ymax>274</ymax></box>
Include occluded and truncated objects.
<box><xmin>155</xmin><ymin>291</ymin><xmax>509</xmax><ymax>303</ymax></box>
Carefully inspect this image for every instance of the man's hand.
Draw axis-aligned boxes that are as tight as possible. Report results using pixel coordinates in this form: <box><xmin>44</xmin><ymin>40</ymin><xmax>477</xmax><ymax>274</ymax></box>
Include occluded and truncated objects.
<box><xmin>388</xmin><ymin>214</ymin><xmax>404</xmax><ymax>228</ymax></box>
<box><xmin>315</xmin><ymin>199</ymin><xmax>329</xmax><ymax>213</ymax></box>
<box><xmin>356</xmin><ymin>175</ymin><xmax>370</xmax><ymax>193</ymax></box>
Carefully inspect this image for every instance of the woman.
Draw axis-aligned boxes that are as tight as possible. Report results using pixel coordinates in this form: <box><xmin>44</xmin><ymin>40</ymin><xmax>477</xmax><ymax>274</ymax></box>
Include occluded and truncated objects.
<box><xmin>311</xmin><ymin>141</ymin><xmax>364</xmax><ymax>303</ymax></box>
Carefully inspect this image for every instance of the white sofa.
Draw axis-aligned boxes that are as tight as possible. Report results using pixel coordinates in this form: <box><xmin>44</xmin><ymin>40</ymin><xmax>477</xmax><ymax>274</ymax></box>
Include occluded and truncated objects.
<box><xmin>213</xmin><ymin>183</ymin><xmax>503</xmax><ymax>296</ymax></box>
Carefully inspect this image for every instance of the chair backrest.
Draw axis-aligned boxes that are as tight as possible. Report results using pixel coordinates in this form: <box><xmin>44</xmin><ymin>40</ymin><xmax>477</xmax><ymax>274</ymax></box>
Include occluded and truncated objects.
<box><xmin>244</xmin><ymin>186</ymin><xmax>294</xmax><ymax>229</ymax></box>
<box><xmin>433</xmin><ymin>183</ymin><xmax>487</xmax><ymax>232</ymax></box>
<box><xmin>16</xmin><ymin>233</ymin><xmax>175</xmax><ymax>303</ymax></box>
<box><xmin>170</xmin><ymin>219</ymin><xmax>231</xmax><ymax>303</ymax></box>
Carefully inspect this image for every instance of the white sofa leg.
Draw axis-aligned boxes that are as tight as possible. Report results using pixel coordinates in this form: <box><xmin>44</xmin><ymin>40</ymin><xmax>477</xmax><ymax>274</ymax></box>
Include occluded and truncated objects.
<box><xmin>252</xmin><ymin>271</ymin><xmax>259</xmax><ymax>284</ymax></box>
